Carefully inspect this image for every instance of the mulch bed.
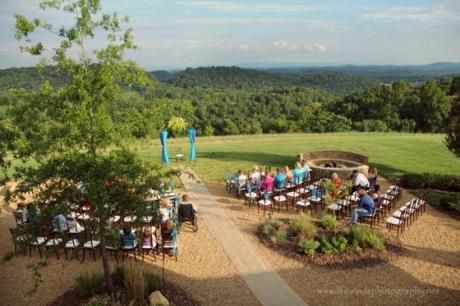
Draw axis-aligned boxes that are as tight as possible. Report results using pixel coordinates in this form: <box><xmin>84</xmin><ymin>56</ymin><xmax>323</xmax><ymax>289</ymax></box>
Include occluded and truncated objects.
<box><xmin>48</xmin><ymin>277</ymin><xmax>200</xmax><ymax>306</ymax></box>
<box><xmin>257</xmin><ymin>224</ymin><xmax>403</xmax><ymax>269</ymax></box>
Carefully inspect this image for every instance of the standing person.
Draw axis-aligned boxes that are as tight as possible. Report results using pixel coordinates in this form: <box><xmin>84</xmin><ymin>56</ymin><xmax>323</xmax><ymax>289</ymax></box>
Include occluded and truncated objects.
<box><xmin>274</xmin><ymin>168</ymin><xmax>287</xmax><ymax>190</ymax></box>
<box><xmin>350</xmin><ymin>186</ymin><xmax>375</xmax><ymax>225</ymax></box>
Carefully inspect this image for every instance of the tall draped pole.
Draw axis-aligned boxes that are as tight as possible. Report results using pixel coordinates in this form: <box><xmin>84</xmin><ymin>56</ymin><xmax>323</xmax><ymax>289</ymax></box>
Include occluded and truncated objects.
<box><xmin>160</xmin><ymin>130</ymin><xmax>170</xmax><ymax>165</ymax></box>
<box><xmin>188</xmin><ymin>127</ymin><xmax>196</xmax><ymax>161</ymax></box>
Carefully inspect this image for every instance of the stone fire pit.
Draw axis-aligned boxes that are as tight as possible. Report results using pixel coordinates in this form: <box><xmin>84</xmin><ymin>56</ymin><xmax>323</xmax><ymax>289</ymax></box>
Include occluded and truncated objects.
<box><xmin>304</xmin><ymin>151</ymin><xmax>369</xmax><ymax>181</ymax></box>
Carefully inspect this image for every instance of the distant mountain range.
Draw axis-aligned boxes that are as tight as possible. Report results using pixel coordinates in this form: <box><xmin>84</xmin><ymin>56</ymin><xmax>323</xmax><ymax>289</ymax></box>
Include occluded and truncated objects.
<box><xmin>1</xmin><ymin>62</ymin><xmax>459</xmax><ymax>96</ymax></box>
<box><xmin>259</xmin><ymin>62</ymin><xmax>460</xmax><ymax>82</ymax></box>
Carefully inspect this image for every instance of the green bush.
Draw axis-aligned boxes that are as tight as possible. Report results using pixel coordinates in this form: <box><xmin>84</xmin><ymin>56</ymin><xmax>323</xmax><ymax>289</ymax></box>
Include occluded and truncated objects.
<box><xmin>330</xmin><ymin>235</ymin><xmax>348</xmax><ymax>253</ymax></box>
<box><xmin>316</xmin><ymin>234</ymin><xmax>338</xmax><ymax>255</ymax></box>
<box><xmin>260</xmin><ymin>219</ymin><xmax>281</xmax><ymax>241</ymax></box>
<box><xmin>274</xmin><ymin>230</ymin><xmax>289</xmax><ymax>242</ymax></box>
<box><xmin>84</xmin><ymin>295</ymin><xmax>122</xmax><ymax>306</ymax></box>
<box><xmin>290</xmin><ymin>213</ymin><xmax>317</xmax><ymax>240</ymax></box>
<box><xmin>75</xmin><ymin>272</ymin><xmax>105</xmax><ymax>297</ymax></box>
<box><xmin>144</xmin><ymin>272</ymin><xmax>161</xmax><ymax>293</ymax></box>
<box><xmin>400</xmin><ymin>173</ymin><xmax>460</xmax><ymax>192</ymax></box>
<box><xmin>321</xmin><ymin>214</ymin><xmax>338</xmax><ymax>230</ymax></box>
<box><xmin>298</xmin><ymin>239</ymin><xmax>320</xmax><ymax>256</ymax></box>
<box><xmin>440</xmin><ymin>195</ymin><xmax>460</xmax><ymax>213</ymax></box>
<box><xmin>349</xmin><ymin>225</ymin><xmax>386</xmax><ymax>251</ymax></box>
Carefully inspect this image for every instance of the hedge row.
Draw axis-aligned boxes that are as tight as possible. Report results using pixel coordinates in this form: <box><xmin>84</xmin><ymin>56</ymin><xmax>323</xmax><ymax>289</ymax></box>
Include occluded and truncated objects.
<box><xmin>400</xmin><ymin>173</ymin><xmax>460</xmax><ymax>192</ymax></box>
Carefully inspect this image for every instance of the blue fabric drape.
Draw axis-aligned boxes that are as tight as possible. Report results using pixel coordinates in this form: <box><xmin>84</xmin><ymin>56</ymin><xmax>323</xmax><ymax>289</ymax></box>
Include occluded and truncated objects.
<box><xmin>160</xmin><ymin>130</ymin><xmax>170</xmax><ymax>164</ymax></box>
<box><xmin>188</xmin><ymin>128</ymin><xmax>196</xmax><ymax>161</ymax></box>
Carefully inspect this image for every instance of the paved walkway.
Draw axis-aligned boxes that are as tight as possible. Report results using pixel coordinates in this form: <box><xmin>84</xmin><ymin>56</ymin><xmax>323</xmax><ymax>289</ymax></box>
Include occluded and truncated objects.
<box><xmin>180</xmin><ymin>170</ymin><xmax>307</xmax><ymax>306</ymax></box>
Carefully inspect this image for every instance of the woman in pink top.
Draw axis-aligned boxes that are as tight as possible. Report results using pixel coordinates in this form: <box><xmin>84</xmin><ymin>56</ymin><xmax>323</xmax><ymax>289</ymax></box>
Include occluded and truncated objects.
<box><xmin>261</xmin><ymin>173</ymin><xmax>274</xmax><ymax>192</ymax></box>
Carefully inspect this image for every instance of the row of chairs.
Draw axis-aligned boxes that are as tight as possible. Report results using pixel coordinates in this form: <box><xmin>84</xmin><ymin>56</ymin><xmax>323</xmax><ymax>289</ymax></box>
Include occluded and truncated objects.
<box><xmin>386</xmin><ymin>196</ymin><xmax>426</xmax><ymax>236</ymax></box>
<box><xmin>9</xmin><ymin>226</ymin><xmax>177</xmax><ymax>262</ymax></box>
<box><xmin>244</xmin><ymin>181</ymin><xmax>325</xmax><ymax>215</ymax></box>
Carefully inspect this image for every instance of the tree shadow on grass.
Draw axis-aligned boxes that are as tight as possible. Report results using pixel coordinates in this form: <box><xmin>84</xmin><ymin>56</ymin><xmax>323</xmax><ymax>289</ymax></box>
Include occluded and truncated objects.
<box><xmin>198</xmin><ymin>151</ymin><xmax>296</xmax><ymax>168</ymax></box>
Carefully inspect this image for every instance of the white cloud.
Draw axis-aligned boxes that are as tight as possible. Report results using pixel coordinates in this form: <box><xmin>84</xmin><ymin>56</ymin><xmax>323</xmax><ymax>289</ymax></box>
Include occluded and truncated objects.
<box><xmin>177</xmin><ymin>1</ymin><xmax>338</xmax><ymax>13</ymax></box>
<box><xmin>238</xmin><ymin>43</ymin><xmax>251</xmax><ymax>50</ymax></box>
<box><xmin>363</xmin><ymin>1</ymin><xmax>460</xmax><ymax>24</ymax></box>
<box><xmin>231</xmin><ymin>40</ymin><xmax>327</xmax><ymax>53</ymax></box>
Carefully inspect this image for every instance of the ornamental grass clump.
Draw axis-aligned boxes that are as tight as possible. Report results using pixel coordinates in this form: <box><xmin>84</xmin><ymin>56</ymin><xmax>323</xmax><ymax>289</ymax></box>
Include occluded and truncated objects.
<box><xmin>349</xmin><ymin>224</ymin><xmax>386</xmax><ymax>251</ymax></box>
<box><xmin>321</xmin><ymin>214</ymin><xmax>338</xmax><ymax>230</ymax></box>
<box><xmin>298</xmin><ymin>239</ymin><xmax>320</xmax><ymax>256</ymax></box>
<box><xmin>290</xmin><ymin>213</ymin><xmax>317</xmax><ymax>240</ymax></box>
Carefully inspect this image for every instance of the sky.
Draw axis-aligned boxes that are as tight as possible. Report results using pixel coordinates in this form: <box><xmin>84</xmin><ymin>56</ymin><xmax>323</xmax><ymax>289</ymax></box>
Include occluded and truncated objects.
<box><xmin>0</xmin><ymin>0</ymin><xmax>459</xmax><ymax>70</ymax></box>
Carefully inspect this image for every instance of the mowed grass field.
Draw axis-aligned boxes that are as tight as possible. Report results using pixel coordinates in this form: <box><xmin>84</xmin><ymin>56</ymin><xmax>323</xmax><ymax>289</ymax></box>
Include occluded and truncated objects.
<box><xmin>128</xmin><ymin>132</ymin><xmax>460</xmax><ymax>183</ymax></box>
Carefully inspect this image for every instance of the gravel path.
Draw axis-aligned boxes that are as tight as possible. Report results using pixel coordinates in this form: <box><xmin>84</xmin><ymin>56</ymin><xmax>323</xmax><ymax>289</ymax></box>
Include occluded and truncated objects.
<box><xmin>181</xmin><ymin>170</ymin><xmax>307</xmax><ymax>306</ymax></box>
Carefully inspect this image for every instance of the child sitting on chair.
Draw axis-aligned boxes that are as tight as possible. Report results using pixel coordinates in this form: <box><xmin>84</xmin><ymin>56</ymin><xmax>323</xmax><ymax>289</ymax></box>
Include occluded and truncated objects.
<box><xmin>142</xmin><ymin>227</ymin><xmax>157</xmax><ymax>250</ymax></box>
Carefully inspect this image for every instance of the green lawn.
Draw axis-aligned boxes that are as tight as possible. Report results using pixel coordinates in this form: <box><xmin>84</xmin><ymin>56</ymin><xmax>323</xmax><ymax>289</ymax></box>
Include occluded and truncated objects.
<box><xmin>128</xmin><ymin>132</ymin><xmax>460</xmax><ymax>183</ymax></box>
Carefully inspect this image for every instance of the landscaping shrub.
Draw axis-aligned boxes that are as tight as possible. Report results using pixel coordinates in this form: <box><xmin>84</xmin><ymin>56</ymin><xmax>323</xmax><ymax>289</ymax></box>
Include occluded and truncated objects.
<box><xmin>298</xmin><ymin>239</ymin><xmax>320</xmax><ymax>256</ymax></box>
<box><xmin>290</xmin><ymin>213</ymin><xmax>317</xmax><ymax>240</ymax></box>
<box><xmin>330</xmin><ymin>235</ymin><xmax>349</xmax><ymax>253</ymax></box>
<box><xmin>274</xmin><ymin>230</ymin><xmax>289</xmax><ymax>242</ymax></box>
<box><xmin>349</xmin><ymin>225</ymin><xmax>386</xmax><ymax>251</ymax></box>
<box><xmin>123</xmin><ymin>262</ymin><xmax>146</xmax><ymax>306</ymax></box>
<box><xmin>316</xmin><ymin>234</ymin><xmax>338</xmax><ymax>255</ymax></box>
<box><xmin>321</xmin><ymin>214</ymin><xmax>338</xmax><ymax>230</ymax></box>
<box><xmin>260</xmin><ymin>218</ymin><xmax>281</xmax><ymax>241</ymax></box>
<box><xmin>84</xmin><ymin>295</ymin><xmax>122</xmax><ymax>306</ymax></box>
<box><xmin>75</xmin><ymin>272</ymin><xmax>105</xmax><ymax>297</ymax></box>
<box><xmin>440</xmin><ymin>195</ymin><xmax>460</xmax><ymax>213</ymax></box>
<box><xmin>144</xmin><ymin>272</ymin><xmax>161</xmax><ymax>293</ymax></box>
<box><xmin>400</xmin><ymin>173</ymin><xmax>460</xmax><ymax>192</ymax></box>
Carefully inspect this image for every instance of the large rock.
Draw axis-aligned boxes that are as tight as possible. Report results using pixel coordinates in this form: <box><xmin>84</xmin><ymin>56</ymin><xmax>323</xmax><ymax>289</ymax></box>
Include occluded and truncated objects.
<box><xmin>149</xmin><ymin>290</ymin><xmax>170</xmax><ymax>306</ymax></box>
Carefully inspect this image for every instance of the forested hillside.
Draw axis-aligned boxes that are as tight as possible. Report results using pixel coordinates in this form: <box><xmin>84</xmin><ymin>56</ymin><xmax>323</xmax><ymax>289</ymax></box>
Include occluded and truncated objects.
<box><xmin>0</xmin><ymin>65</ymin><xmax>458</xmax><ymax>138</ymax></box>
<box><xmin>166</xmin><ymin>66</ymin><xmax>377</xmax><ymax>95</ymax></box>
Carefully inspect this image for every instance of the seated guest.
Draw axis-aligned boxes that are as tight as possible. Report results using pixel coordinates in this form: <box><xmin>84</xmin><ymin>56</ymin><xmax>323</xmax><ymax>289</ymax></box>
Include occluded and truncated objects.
<box><xmin>367</xmin><ymin>167</ymin><xmax>378</xmax><ymax>188</ymax></box>
<box><xmin>16</xmin><ymin>203</ymin><xmax>29</xmax><ymax>224</ymax></box>
<box><xmin>159</xmin><ymin>198</ymin><xmax>172</xmax><ymax>224</ymax></box>
<box><xmin>331</xmin><ymin>172</ymin><xmax>343</xmax><ymax>187</ymax></box>
<box><xmin>53</xmin><ymin>213</ymin><xmax>69</xmax><ymax>232</ymax></box>
<box><xmin>297</xmin><ymin>153</ymin><xmax>305</xmax><ymax>164</ymax></box>
<box><xmin>142</xmin><ymin>227</ymin><xmax>157</xmax><ymax>250</ymax></box>
<box><xmin>261</xmin><ymin>173</ymin><xmax>274</xmax><ymax>192</ymax></box>
<box><xmin>237</xmin><ymin>170</ymin><xmax>247</xmax><ymax>187</ymax></box>
<box><xmin>292</xmin><ymin>162</ymin><xmax>304</xmax><ymax>185</ymax></box>
<box><xmin>351</xmin><ymin>187</ymin><xmax>375</xmax><ymax>225</ymax></box>
<box><xmin>180</xmin><ymin>193</ymin><xmax>198</xmax><ymax>213</ymax></box>
<box><xmin>284</xmin><ymin>166</ymin><xmax>293</xmax><ymax>182</ymax></box>
<box><xmin>274</xmin><ymin>168</ymin><xmax>287</xmax><ymax>190</ymax></box>
<box><xmin>26</xmin><ymin>203</ymin><xmax>38</xmax><ymax>222</ymax></box>
<box><xmin>250</xmin><ymin>165</ymin><xmax>261</xmax><ymax>182</ymax></box>
<box><xmin>121</xmin><ymin>225</ymin><xmax>137</xmax><ymax>248</ymax></box>
<box><xmin>371</xmin><ymin>185</ymin><xmax>381</xmax><ymax>202</ymax></box>
<box><xmin>351</xmin><ymin>170</ymin><xmax>370</xmax><ymax>193</ymax></box>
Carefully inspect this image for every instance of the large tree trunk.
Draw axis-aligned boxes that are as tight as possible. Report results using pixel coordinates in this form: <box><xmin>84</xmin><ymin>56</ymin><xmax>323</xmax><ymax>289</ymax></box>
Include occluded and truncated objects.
<box><xmin>99</xmin><ymin>222</ymin><xmax>113</xmax><ymax>292</ymax></box>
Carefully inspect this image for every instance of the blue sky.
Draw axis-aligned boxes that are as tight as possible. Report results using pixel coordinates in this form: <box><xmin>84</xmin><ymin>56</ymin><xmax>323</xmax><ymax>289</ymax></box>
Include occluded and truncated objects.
<box><xmin>0</xmin><ymin>0</ymin><xmax>459</xmax><ymax>69</ymax></box>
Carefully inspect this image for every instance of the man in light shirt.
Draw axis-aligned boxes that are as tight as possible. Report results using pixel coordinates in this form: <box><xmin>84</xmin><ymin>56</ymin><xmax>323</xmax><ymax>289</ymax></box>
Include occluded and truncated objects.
<box><xmin>351</xmin><ymin>170</ymin><xmax>370</xmax><ymax>193</ymax></box>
